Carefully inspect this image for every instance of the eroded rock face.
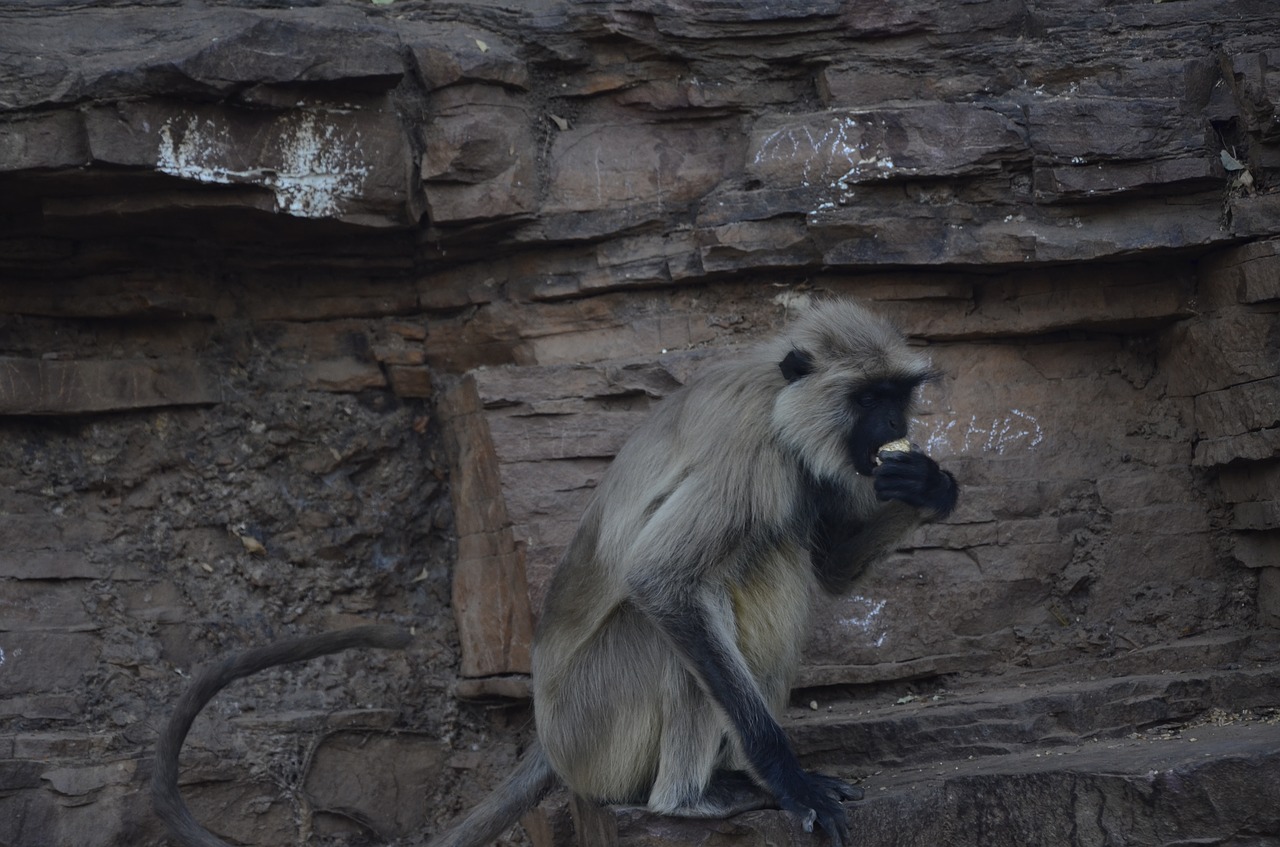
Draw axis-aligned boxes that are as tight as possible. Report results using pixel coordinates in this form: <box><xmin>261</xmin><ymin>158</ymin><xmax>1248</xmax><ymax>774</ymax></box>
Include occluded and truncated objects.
<box><xmin>3</xmin><ymin>1</ymin><xmax>1279</xmax><ymax>256</ymax></box>
<box><xmin>445</xmin><ymin>265</ymin><xmax>1268</xmax><ymax>690</ymax></box>
<box><xmin>1</xmin><ymin>1</ymin><xmax>1279</xmax><ymax>846</ymax></box>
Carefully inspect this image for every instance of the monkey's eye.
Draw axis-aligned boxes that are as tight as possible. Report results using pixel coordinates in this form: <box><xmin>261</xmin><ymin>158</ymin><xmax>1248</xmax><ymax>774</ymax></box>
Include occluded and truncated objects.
<box><xmin>855</xmin><ymin>391</ymin><xmax>878</xmax><ymax>409</ymax></box>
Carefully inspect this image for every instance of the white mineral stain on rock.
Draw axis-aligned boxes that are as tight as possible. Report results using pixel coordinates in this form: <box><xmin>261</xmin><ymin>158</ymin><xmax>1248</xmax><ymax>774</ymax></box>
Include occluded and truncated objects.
<box><xmin>157</xmin><ymin>115</ymin><xmax>233</xmax><ymax>182</ymax></box>
<box><xmin>754</xmin><ymin>114</ymin><xmax>902</xmax><ymax>215</ymax></box>
<box><xmin>156</xmin><ymin>112</ymin><xmax>369</xmax><ymax>220</ymax></box>
<box><xmin>270</xmin><ymin>113</ymin><xmax>371</xmax><ymax>218</ymax></box>
<box><xmin>841</xmin><ymin>596</ymin><xmax>889</xmax><ymax>648</ymax></box>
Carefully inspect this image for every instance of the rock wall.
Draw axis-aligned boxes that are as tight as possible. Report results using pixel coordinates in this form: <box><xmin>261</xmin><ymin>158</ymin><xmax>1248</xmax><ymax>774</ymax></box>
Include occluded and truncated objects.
<box><xmin>1</xmin><ymin>1</ymin><xmax>1278</xmax><ymax>846</ymax></box>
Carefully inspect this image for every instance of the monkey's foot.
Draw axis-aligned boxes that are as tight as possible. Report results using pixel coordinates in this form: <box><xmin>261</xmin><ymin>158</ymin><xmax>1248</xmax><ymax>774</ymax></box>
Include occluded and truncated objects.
<box><xmin>646</xmin><ymin>770</ymin><xmax>773</xmax><ymax>819</ymax></box>
<box><xmin>778</xmin><ymin>771</ymin><xmax>859</xmax><ymax>847</ymax></box>
<box><xmin>701</xmin><ymin>770</ymin><xmax>775</xmax><ymax>817</ymax></box>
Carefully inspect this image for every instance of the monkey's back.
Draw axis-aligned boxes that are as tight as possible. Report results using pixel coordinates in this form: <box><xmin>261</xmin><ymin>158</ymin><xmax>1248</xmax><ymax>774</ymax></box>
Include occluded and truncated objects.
<box><xmin>536</xmin><ymin>349</ymin><xmax>803</xmax><ymax>646</ymax></box>
<box><xmin>531</xmin><ymin>348</ymin><xmax>817</xmax><ymax>802</ymax></box>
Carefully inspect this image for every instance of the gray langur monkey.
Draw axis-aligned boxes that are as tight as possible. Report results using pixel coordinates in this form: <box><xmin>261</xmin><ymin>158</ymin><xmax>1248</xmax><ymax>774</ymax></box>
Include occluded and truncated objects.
<box><xmin>153</xmin><ymin>299</ymin><xmax>958</xmax><ymax>847</ymax></box>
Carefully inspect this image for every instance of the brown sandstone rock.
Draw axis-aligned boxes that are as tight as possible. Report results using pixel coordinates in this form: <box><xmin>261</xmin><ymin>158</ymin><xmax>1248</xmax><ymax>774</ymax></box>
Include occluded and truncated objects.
<box><xmin>439</xmin><ymin>376</ymin><xmax>536</xmax><ymax>678</ymax></box>
<box><xmin>1</xmin><ymin>1</ymin><xmax>1279</xmax><ymax>845</ymax></box>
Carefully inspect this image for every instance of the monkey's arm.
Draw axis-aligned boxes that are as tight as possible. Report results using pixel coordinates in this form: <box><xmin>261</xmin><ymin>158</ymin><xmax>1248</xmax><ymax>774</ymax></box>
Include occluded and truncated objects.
<box><xmin>810</xmin><ymin>500</ymin><xmax>923</xmax><ymax>595</ymax></box>
<box><xmin>810</xmin><ymin>453</ymin><xmax>958</xmax><ymax>595</ymax></box>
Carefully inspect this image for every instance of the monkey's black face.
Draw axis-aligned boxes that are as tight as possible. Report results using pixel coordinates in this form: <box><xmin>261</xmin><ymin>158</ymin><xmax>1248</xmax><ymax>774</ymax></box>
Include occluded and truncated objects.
<box><xmin>847</xmin><ymin>378</ymin><xmax>916</xmax><ymax>476</ymax></box>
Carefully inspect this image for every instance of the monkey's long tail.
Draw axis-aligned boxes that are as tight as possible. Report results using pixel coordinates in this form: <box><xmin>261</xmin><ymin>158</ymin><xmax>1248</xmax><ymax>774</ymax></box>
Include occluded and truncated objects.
<box><xmin>152</xmin><ymin>625</ymin><xmax>413</xmax><ymax>847</ymax></box>
<box><xmin>425</xmin><ymin>741</ymin><xmax>558</xmax><ymax>847</ymax></box>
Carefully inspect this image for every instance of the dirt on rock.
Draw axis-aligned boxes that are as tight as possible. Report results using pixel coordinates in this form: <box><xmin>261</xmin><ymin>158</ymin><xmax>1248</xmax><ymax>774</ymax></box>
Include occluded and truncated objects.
<box><xmin>0</xmin><ymin>311</ymin><xmax>535</xmax><ymax>846</ymax></box>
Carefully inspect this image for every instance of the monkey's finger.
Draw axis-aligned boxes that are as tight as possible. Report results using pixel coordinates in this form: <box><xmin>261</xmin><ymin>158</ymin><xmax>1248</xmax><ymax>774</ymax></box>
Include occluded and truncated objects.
<box><xmin>875</xmin><ymin>478</ymin><xmax>921</xmax><ymax>496</ymax></box>
<box><xmin>874</xmin><ymin>464</ymin><xmax>930</xmax><ymax>486</ymax></box>
<box><xmin>800</xmin><ymin>807</ymin><xmax>818</xmax><ymax>832</ymax></box>
<box><xmin>874</xmin><ymin>454</ymin><xmax>930</xmax><ymax>476</ymax></box>
<box><xmin>818</xmin><ymin>813</ymin><xmax>849</xmax><ymax>847</ymax></box>
<box><xmin>808</xmin><ymin>772</ymin><xmax>861</xmax><ymax>802</ymax></box>
<box><xmin>872</xmin><ymin>452</ymin><xmax>912</xmax><ymax>474</ymax></box>
<box><xmin>835</xmin><ymin>782</ymin><xmax>864</xmax><ymax>801</ymax></box>
<box><xmin>873</xmin><ymin>481</ymin><xmax>926</xmax><ymax>504</ymax></box>
<box><xmin>872</xmin><ymin>468</ymin><xmax>928</xmax><ymax>491</ymax></box>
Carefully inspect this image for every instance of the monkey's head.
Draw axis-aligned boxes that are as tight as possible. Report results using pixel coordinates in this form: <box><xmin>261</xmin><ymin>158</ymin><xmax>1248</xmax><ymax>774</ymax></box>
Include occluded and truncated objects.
<box><xmin>771</xmin><ymin>300</ymin><xmax>933</xmax><ymax>480</ymax></box>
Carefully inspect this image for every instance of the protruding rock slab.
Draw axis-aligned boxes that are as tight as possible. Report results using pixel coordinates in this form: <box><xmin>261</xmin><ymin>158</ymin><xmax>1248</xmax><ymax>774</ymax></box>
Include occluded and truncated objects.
<box><xmin>0</xmin><ymin>357</ymin><xmax>219</xmax><ymax>415</ymax></box>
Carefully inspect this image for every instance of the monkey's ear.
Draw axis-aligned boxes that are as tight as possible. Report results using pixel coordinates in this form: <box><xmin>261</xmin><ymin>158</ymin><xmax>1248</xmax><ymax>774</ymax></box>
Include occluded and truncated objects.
<box><xmin>779</xmin><ymin>349</ymin><xmax>815</xmax><ymax>383</ymax></box>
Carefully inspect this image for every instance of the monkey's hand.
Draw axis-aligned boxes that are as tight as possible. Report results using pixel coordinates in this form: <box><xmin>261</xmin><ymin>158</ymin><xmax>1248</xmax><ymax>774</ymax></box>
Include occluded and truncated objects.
<box><xmin>778</xmin><ymin>771</ymin><xmax>862</xmax><ymax>847</ymax></box>
<box><xmin>872</xmin><ymin>448</ymin><xmax>958</xmax><ymax>520</ymax></box>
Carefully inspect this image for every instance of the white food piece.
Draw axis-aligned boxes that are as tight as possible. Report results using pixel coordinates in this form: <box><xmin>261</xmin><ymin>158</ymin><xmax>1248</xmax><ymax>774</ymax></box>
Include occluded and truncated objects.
<box><xmin>875</xmin><ymin>438</ymin><xmax>912</xmax><ymax>465</ymax></box>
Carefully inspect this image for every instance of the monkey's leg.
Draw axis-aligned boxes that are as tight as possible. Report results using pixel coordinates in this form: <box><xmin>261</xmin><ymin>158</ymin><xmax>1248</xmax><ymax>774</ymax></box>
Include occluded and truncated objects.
<box><xmin>538</xmin><ymin>605</ymin><xmax>668</xmax><ymax>806</ymax></box>
<box><xmin>701</xmin><ymin>770</ymin><xmax>776</xmax><ymax>816</ymax></box>
<box><xmin>645</xmin><ymin>663</ymin><xmax>725</xmax><ymax>816</ymax></box>
<box><xmin>647</xmin><ymin>771</ymin><xmax>774</xmax><ymax>820</ymax></box>
<box><xmin>646</xmin><ymin>664</ymin><xmax>775</xmax><ymax>818</ymax></box>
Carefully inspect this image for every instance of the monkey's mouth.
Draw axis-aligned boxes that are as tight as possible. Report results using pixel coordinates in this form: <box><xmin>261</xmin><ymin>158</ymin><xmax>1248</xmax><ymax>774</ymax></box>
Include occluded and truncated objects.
<box><xmin>854</xmin><ymin>451</ymin><xmax>876</xmax><ymax>476</ymax></box>
<box><xmin>853</xmin><ymin>445</ymin><xmax>880</xmax><ymax>476</ymax></box>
